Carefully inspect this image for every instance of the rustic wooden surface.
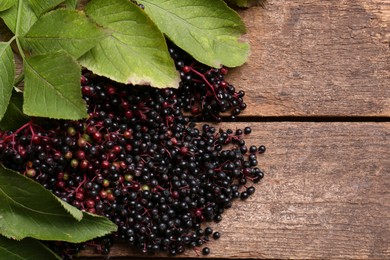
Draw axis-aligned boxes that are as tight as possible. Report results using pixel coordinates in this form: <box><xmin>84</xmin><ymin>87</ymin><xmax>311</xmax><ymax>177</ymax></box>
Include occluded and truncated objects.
<box><xmin>80</xmin><ymin>122</ymin><xmax>390</xmax><ymax>259</ymax></box>
<box><xmin>79</xmin><ymin>0</ymin><xmax>390</xmax><ymax>259</ymax></box>
<box><xmin>230</xmin><ymin>0</ymin><xmax>390</xmax><ymax>117</ymax></box>
<box><xmin>5</xmin><ymin>0</ymin><xmax>389</xmax><ymax>258</ymax></box>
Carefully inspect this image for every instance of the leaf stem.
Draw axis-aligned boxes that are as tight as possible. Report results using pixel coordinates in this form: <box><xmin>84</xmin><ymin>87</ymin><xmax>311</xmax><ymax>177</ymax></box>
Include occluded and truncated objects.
<box><xmin>13</xmin><ymin>0</ymin><xmax>26</xmax><ymax>87</ymax></box>
<box><xmin>7</xmin><ymin>36</ymin><xmax>16</xmax><ymax>45</ymax></box>
<box><xmin>15</xmin><ymin>39</ymin><xmax>25</xmax><ymax>59</ymax></box>
<box><xmin>14</xmin><ymin>0</ymin><xmax>25</xmax><ymax>60</ymax></box>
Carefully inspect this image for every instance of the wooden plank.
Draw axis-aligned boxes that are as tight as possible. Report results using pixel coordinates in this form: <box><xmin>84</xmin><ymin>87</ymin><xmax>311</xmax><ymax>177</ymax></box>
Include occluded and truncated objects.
<box><xmin>79</xmin><ymin>122</ymin><xmax>390</xmax><ymax>259</ymax></box>
<box><xmin>8</xmin><ymin>0</ymin><xmax>390</xmax><ymax>117</ymax></box>
<box><xmin>228</xmin><ymin>0</ymin><xmax>390</xmax><ymax>117</ymax></box>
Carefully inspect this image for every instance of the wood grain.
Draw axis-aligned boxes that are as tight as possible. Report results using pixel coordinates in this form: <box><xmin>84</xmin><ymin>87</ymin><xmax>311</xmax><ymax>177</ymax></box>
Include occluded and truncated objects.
<box><xmin>9</xmin><ymin>0</ymin><xmax>390</xmax><ymax>117</ymax></box>
<box><xmin>80</xmin><ymin>122</ymin><xmax>390</xmax><ymax>259</ymax></box>
<box><xmin>228</xmin><ymin>0</ymin><xmax>390</xmax><ymax>117</ymax></box>
<box><xmin>3</xmin><ymin>1</ymin><xmax>388</xmax><ymax>259</ymax></box>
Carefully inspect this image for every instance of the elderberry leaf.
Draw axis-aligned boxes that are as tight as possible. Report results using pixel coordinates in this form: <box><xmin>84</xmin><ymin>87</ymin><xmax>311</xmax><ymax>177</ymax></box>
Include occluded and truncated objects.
<box><xmin>0</xmin><ymin>165</ymin><xmax>83</xmax><ymax>223</ymax></box>
<box><xmin>138</xmin><ymin>0</ymin><xmax>249</xmax><ymax>68</ymax></box>
<box><xmin>0</xmin><ymin>0</ymin><xmax>16</xmax><ymax>12</ymax></box>
<box><xmin>0</xmin><ymin>1</ymin><xmax>37</xmax><ymax>36</ymax></box>
<box><xmin>0</xmin><ymin>166</ymin><xmax>117</xmax><ymax>242</ymax></box>
<box><xmin>0</xmin><ymin>91</ymin><xmax>29</xmax><ymax>131</ymax></box>
<box><xmin>28</xmin><ymin>0</ymin><xmax>64</xmax><ymax>18</ymax></box>
<box><xmin>22</xmin><ymin>9</ymin><xmax>107</xmax><ymax>58</ymax></box>
<box><xmin>23</xmin><ymin>51</ymin><xmax>88</xmax><ymax>120</ymax></box>
<box><xmin>79</xmin><ymin>0</ymin><xmax>179</xmax><ymax>88</ymax></box>
<box><xmin>225</xmin><ymin>0</ymin><xmax>265</xmax><ymax>7</ymax></box>
<box><xmin>0</xmin><ymin>42</ymin><xmax>15</xmax><ymax>122</ymax></box>
<box><xmin>0</xmin><ymin>236</ymin><xmax>60</xmax><ymax>260</ymax></box>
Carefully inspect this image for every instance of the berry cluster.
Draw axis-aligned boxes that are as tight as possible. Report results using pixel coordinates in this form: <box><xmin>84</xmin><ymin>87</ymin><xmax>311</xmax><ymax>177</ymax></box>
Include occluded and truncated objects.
<box><xmin>169</xmin><ymin>46</ymin><xmax>247</xmax><ymax>121</ymax></box>
<box><xmin>0</xmin><ymin>46</ymin><xmax>265</xmax><ymax>258</ymax></box>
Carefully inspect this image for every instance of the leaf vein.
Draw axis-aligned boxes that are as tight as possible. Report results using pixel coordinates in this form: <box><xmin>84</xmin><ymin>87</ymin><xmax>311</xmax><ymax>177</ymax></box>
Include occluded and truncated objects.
<box><xmin>0</xmin><ymin>186</ymin><xmax>71</xmax><ymax>217</ymax></box>
<box><xmin>0</xmin><ymin>246</ymin><xmax>25</xmax><ymax>259</ymax></box>
<box><xmin>25</xmin><ymin>61</ymin><xmax>84</xmax><ymax>113</ymax></box>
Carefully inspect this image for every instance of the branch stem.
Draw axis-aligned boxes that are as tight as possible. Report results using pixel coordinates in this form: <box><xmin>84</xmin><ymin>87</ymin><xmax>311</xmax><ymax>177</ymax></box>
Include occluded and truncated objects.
<box><xmin>14</xmin><ymin>0</ymin><xmax>25</xmax><ymax>60</ymax></box>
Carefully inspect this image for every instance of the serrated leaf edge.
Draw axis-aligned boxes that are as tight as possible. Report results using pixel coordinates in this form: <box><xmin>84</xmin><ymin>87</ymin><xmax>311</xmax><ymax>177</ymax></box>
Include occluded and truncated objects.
<box><xmin>23</xmin><ymin>51</ymin><xmax>88</xmax><ymax>120</ymax></box>
<box><xmin>139</xmin><ymin>0</ymin><xmax>249</xmax><ymax>68</ymax></box>
<box><xmin>81</xmin><ymin>0</ymin><xmax>180</xmax><ymax>89</ymax></box>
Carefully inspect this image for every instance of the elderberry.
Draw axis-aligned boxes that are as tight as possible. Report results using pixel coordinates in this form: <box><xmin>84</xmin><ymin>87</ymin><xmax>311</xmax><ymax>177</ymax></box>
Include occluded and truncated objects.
<box><xmin>0</xmin><ymin>44</ymin><xmax>266</xmax><ymax>258</ymax></box>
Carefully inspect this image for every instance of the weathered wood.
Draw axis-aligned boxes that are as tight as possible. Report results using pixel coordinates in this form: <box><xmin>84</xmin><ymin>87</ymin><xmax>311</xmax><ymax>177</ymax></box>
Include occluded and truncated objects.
<box><xmin>80</xmin><ymin>122</ymin><xmax>390</xmax><ymax>259</ymax></box>
<box><xmin>228</xmin><ymin>0</ymin><xmax>390</xmax><ymax>117</ymax></box>
<box><xmin>9</xmin><ymin>0</ymin><xmax>390</xmax><ymax>117</ymax></box>
<box><xmin>3</xmin><ymin>1</ymin><xmax>388</xmax><ymax>259</ymax></box>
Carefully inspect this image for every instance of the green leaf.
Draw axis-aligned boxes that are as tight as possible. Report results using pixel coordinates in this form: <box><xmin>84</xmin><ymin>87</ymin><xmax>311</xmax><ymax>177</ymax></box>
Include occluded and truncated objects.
<box><xmin>64</xmin><ymin>0</ymin><xmax>78</xmax><ymax>9</ymax></box>
<box><xmin>0</xmin><ymin>164</ymin><xmax>83</xmax><ymax>223</ymax></box>
<box><xmin>138</xmin><ymin>0</ymin><xmax>249</xmax><ymax>68</ymax></box>
<box><xmin>28</xmin><ymin>0</ymin><xmax>64</xmax><ymax>17</ymax></box>
<box><xmin>22</xmin><ymin>9</ymin><xmax>107</xmax><ymax>58</ymax></box>
<box><xmin>226</xmin><ymin>0</ymin><xmax>265</xmax><ymax>7</ymax></box>
<box><xmin>79</xmin><ymin>0</ymin><xmax>179</xmax><ymax>88</ymax></box>
<box><xmin>0</xmin><ymin>165</ymin><xmax>117</xmax><ymax>242</ymax></box>
<box><xmin>23</xmin><ymin>51</ymin><xmax>88</xmax><ymax>120</ymax></box>
<box><xmin>0</xmin><ymin>236</ymin><xmax>60</xmax><ymax>260</ymax></box>
<box><xmin>0</xmin><ymin>91</ymin><xmax>30</xmax><ymax>131</ymax></box>
<box><xmin>0</xmin><ymin>0</ymin><xmax>16</xmax><ymax>12</ymax></box>
<box><xmin>0</xmin><ymin>1</ymin><xmax>37</xmax><ymax>36</ymax></box>
<box><xmin>0</xmin><ymin>42</ymin><xmax>15</xmax><ymax>122</ymax></box>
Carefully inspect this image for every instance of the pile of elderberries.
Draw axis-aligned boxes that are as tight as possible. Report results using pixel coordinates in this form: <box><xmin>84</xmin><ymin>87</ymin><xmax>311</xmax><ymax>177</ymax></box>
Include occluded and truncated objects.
<box><xmin>0</xmin><ymin>45</ymin><xmax>265</xmax><ymax>258</ymax></box>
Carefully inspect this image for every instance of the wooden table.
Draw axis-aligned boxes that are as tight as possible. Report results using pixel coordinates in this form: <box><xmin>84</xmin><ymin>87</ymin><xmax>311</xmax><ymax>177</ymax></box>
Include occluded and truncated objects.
<box><xmin>82</xmin><ymin>0</ymin><xmax>390</xmax><ymax>259</ymax></box>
